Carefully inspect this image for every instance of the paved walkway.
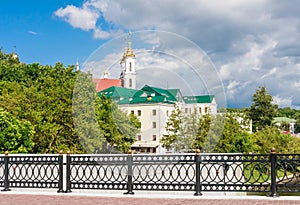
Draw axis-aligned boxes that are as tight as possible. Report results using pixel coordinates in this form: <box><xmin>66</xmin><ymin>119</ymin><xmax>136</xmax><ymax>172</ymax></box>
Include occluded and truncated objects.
<box><xmin>0</xmin><ymin>190</ymin><xmax>299</xmax><ymax>205</ymax></box>
<box><xmin>0</xmin><ymin>193</ymin><xmax>299</xmax><ymax>205</ymax></box>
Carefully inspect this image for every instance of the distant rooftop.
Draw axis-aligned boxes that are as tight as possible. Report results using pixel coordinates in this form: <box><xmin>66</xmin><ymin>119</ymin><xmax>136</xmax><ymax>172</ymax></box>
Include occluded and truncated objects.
<box><xmin>98</xmin><ymin>85</ymin><xmax>215</xmax><ymax>105</ymax></box>
<box><xmin>93</xmin><ymin>78</ymin><xmax>122</xmax><ymax>92</ymax></box>
<box><xmin>273</xmin><ymin>117</ymin><xmax>296</xmax><ymax>123</ymax></box>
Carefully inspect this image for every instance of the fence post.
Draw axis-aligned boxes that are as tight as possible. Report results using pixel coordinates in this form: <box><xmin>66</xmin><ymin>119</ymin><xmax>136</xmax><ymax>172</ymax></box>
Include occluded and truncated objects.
<box><xmin>124</xmin><ymin>150</ymin><xmax>134</xmax><ymax>195</ymax></box>
<box><xmin>65</xmin><ymin>151</ymin><xmax>72</xmax><ymax>193</ymax></box>
<box><xmin>268</xmin><ymin>147</ymin><xmax>279</xmax><ymax>197</ymax></box>
<box><xmin>194</xmin><ymin>149</ymin><xmax>202</xmax><ymax>196</ymax></box>
<box><xmin>1</xmin><ymin>151</ymin><xmax>11</xmax><ymax>191</ymax></box>
<box><xmin>57</xmin><ymin>150</ymin><xmax>64</xmax><ymax>193</ymax></box>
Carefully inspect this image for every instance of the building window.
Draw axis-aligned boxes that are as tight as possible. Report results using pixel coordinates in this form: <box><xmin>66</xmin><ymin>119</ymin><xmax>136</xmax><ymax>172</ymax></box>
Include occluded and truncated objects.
<box><xmin>137</xmin><ymin>135</ymin><xmax>141</xmax><ymax>141</ymax></box>
<box><xmin>185</xmin><ymin>108</ymin><xmax>188</xmax><ymax>113</ymax></box>
<box><xmin>152</xmin><ymin>109</ymin><xmax>156</xmax><ymax>116</ymax></box>
<box><xmin>129</xmin><ymin>78</ymin><xmax>132</xmax><ymax>87</ymax></box>
<box><xmin>129</xmin><ymin>62</ymin><xmax>132</xmax><ymax>72</ymax></box>
<box><xmin>152</xmin><ymin>135</ymin><xmax>156</xmax><ymax>141</ymax></box>
<box><xmin>152</xmin><ymin>122</ymin><xmax>156</xmax><ymax>128</ymax></box>
<box><xmin>131</xmin><ymin>110</ymin><xmax>134</xmax><ymax>115</ymax></box>
<box><xmin>166</xmin><ymin>110</ymin><xmax>169</xmax><ymax>116</ymax></box>
<box><xmin>199</xmin><ymin>107</ymin><xmax>202</xmax><ymax>114</ymax></box>
<box><xmin>147</xmin><ymin>148</ymin><xmax>151</xmax><ymax>153</ymax></box>
<box><xmin>153</xmin><ymin>148</ymin><xmax>156</xmax><ymax>153</ymax></box>
<box><xmin>137</xmin><ymin>110</ymin><xmax>141</xmax><ymax>116</ymax></box>
<box><xmin>205</xmin><ymin>107</ymin><xmax>208</xmax><ymax>113</ymax></box>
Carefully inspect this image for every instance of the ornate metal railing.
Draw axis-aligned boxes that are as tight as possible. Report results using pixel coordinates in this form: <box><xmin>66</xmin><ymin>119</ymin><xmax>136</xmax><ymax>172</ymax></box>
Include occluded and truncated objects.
<box><xmin>131</xmin><ymin>154</ymin><xmax>195</xmax><ymax>192</ymax></box>
<box><xmin>65</xmin><ymin>153</ymin><xmax>128</xmax><ymax>191</ymax></box>
<box><xmin>0</xmin><ymin>151</ymin><xmax>63</xmax><ymax>192</ymax></box>
<box><xmin>199</xmin><ymin>153</ymin><xmax>271</xmax><ymax>193</ymax></box>
<box><xmin>276</xmin><ymin>154</ymin><xmax>300</xmax><ymax>193</ymax></box>
<box><xmin>1</xmin><ymin>149</ymin><xmax>300</xmax><ymax>197</ymax></box>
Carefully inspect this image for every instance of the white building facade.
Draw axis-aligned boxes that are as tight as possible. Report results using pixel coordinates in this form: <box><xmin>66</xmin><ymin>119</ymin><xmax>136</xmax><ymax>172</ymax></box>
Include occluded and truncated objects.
<box><xmin>97</xmin><ymin>36</ymin><xmax>218</xmax><ymax>153</ymax></box>
<box><xmin>99</xmin><ymin>85</ymin><xmax>217</xmax><ymax>154</ymax></box>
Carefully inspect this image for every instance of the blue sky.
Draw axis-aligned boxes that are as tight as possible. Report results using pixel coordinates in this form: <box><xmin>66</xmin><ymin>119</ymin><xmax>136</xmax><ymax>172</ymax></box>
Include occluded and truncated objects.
<box><xmin>0</xmin><ymin>0</ymin><xmax>103</xmax><ymax>65</ymax></box>
<box><xmin>1</xmin><ymin>0</ymin><xmax>300</xmax><ymax>109</ymax></box>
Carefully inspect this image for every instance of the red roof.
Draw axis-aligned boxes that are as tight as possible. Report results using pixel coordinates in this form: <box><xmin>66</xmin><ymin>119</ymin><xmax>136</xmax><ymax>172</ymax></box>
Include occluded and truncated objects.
<box><xmin>93</xmin><ymin>78</ymin><xmax>122</xmax><ymax>92</ymax></box>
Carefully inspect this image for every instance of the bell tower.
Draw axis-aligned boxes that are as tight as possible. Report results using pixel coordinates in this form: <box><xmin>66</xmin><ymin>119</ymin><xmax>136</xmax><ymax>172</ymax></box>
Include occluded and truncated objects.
<box><xmin>120</xmin><ymin>33</ymin><xmax>136</xmax><ymax>89</ymax></box>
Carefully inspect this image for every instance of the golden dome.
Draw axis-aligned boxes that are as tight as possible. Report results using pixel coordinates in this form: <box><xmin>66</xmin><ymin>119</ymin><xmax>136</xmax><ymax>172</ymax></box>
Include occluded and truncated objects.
<box><xmin>121</xmin><ymin>33</ymin><xmax>135</xmax><ymax>62</ymax></box>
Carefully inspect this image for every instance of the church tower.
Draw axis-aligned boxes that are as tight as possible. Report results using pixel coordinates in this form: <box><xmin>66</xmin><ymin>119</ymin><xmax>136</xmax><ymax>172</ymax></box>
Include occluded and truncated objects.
<box><xmin>120</xmin><ymin>33</ymin><xmax>136</xmax><ymax>89</ymax></box>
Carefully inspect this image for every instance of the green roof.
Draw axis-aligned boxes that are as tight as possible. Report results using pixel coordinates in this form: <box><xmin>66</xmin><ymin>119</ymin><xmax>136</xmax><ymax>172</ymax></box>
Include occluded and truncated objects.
<box><xmin>98</xmin><ymin>86</ymin><xmax>138</xmax><ymax>102</ymax></box>
<box><xmin>138</xmin><ymin>85</ymin><xmax>177</xmax><ymax>102</ymax></box>
<box><xmin>273</xmin><ymin>117</ymin><xmax>296</xmax><ymax>123</ymax></box>
<box><xmin>167</xmin><ymin>89</ymin><xmax>180</xmax><ymax>97</ymax></box>
<box><xmin>183</xmin><ymin>95</ymin><xmax>214</xmax><ymax>104</ymax></box>
<box><xmin>98</xmin><ymin>85</ymin><xmax>213</xmax><ymax>105</ymax></box>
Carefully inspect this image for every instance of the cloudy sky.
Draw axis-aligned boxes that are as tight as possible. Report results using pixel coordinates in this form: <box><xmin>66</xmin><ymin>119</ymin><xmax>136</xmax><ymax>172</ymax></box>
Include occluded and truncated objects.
<box><xmin>1</xmin><ymin>0</ymin><xmax>300</xmax><ymax>108</ymax></box>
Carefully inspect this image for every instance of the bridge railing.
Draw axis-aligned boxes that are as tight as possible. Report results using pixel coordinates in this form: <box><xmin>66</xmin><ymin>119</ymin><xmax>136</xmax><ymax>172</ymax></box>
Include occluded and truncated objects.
<box><xmin>0</xmin><ymin>151</ymin><xmax>63</xmax><ymax>192</ymax></box>
<box><xmin>1</xmin><ymin>148</ymin><xmax>299</xmax><ymax>197</ymax></box>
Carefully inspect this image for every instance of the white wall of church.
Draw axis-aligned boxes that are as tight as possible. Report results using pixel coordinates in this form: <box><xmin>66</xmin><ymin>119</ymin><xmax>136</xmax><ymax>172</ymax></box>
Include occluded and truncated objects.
<box><xmin>122</xmin><ymin>57</ymin><xmax>136</xmax><ymax>89</ymax></box>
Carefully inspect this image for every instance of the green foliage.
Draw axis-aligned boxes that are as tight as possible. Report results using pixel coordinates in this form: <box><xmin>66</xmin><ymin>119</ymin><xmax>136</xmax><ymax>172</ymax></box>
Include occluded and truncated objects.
<box><xmin>95</xmin><ymin>94</ymin><xmax>139</xmax><ymax>153</ymax></box>
<box><xmin>249</xmin><ymin>86</ymin><xmax>278</xmax><ymax>131</ymax></box>
<box><xmin>0</xmin><ymin>50</ymin><xmax>139</xmax><ymax>154</ymax></box>
<box><xmin>162</xmin><ymin>105</ymin><xmax>300</xmax><ymax>154</ymax></box>
<box><xmin>214</xmin><ymin>113</ymin><xmax>254</xmax><ymax>153</ymax></box>
<box><xmin>1</xmin><ymin>50</ymin><xmax>299</xmax><ymax>154</ymax></box>
<box><xmin>277</xmin><ymin>107</ymin><xmax>298</xmax><ymax>118</ymax></box>
<box><xmin>0</xmin><ymin>52</ymin><xmax>75</xmax><ymax>153</ymax></box>
<box><xmin>201</xmin><ymin>114</ymin><xmax>224</xmax><ymax>152</ymax></box>
<box><xmin>193</xmin><ymin>113</ymin><xmax>212</xmax><ymax>150</ymax></box>
<box><xmin>179</xmin><ymin>110</ymin><xmax>199</xmax><ymax>151</ymax></box>
<box><xmin>72</xmin><ymin>72</ymin><xmax>105</xmax><ymax>153</ymax></box>
<box><xmin>276</xmin><ymin>108</ymin><xmax>300</xmax><ymax>133</ymax></box>
<box><xmin>279</xmin><ymin>121</ymin><xmax>290</xmax><ymax>131</ymax></box>
<box><xmin>161</xmin><ymin>105</ymin><xmax>183</xmax><ymax>150</ymax></box>
<box><xmin>295</xmin><ymin>113</ymin><xmax>300</xmax><ymax>133</ymax></box>
<box><xmin>252</xmin><ymin>126</ymin><xmax>300</xmax><ymax>153</ymax></box>
<box><xmin>0</xmin><ymin>108</ymin><xmax>34</xmax><ymax>153</ymax></box>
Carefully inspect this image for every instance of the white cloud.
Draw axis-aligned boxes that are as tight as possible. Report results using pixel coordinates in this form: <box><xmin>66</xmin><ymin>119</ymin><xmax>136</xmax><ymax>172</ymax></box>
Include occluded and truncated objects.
<box><xmin>55</xmin><ymin>0</ymin><xmax>300</xmax><ymax>107</ymax></box>
<box><xmin>227</xmin><ymin>80</ymin><xmax>239</xmax><ymax>98</ymax></box>
<box><xmin>28</xmin><ymin>31</ymin><xmax>37</xmax><ymax>35</ymax></box>
<box><xmin>219</xmin><ymin>35</ymin><xmax>277</xmax><ymax>81</ymax></box>
<box><xmin>260</xmin><ymin>67</ymin><xmax>277</xmax><ymax>80</ymax></box>
<box><xmin>273</xmin><ymin>96</ymin><xmax>292</xmax><ymax>108</ymax></box>
<box><xmin>93</xmin><ymin>28</ymin><xmax>110</xmax><ymax>39</ymax></box>
<box><xmin>54</xmin><ymin>1</ymin><xmax>113</xmax><ymax>39</ymax></box>
<box><xmin>54</xmin><ymin>4</ymin><xmax>99</xmax><ymax>31</ymax></box>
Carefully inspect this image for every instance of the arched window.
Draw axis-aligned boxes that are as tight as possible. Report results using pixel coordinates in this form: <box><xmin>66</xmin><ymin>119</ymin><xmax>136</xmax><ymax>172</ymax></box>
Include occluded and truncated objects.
<box><xmin>129</xmin><ymin>62</ymin><xmax>132</xmax><ymax>72</ymax></box>
<box><xmin>129</xmin><ymin>78</ymin><xmax>132</xmax><ymax>87</ymax></box>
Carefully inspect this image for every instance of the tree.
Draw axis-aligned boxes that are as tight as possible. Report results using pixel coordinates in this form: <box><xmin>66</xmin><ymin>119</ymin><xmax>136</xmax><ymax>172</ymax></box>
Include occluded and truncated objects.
<box><xmin>95</xmin><ymin>94</ymin><xmax>139</xmax><ymax>153</ymax></box>
<box><xmin>72</xmin><ymin>73</ymin><xmax>139</xmax><ymax>154</ymax></box>
<box><xmin>294</xmin><ymin>112</ymin><xmax>300</xmax><ymax>133</ymax></box>
<box><xmin>214</xmin><ymin>113</ymin><xmax>255</xmax><ymax>153</ymax></box>
<box><xmin>193</xmin><ymin>113</ymin><xmax>212</xmax><ymax>150</ymax></box>
<box><xmin>277</xmin><ymin>107</ymin><xmax>297</xmax><ymax>118</ymax></box>
<box><xmin>0</xmin><ymin>50</ymin><xmax>139</xmax><ymax>153</ymax></box>
<box><xmin>279</xmin><ymin>121</ymin><xmax>290</xmax><ymax>131</ymax></box>
<box><xmin>72</xmin><ymin>72</ymin><xmax>105</xmax><ymax>153</ymax></box>
<box><xmin>201</xmin><ymin>114</ymin><xmax>224</xmax><ymax>152</ymax></box>
<box><xmin>248</xmin><ymin>86</ymin><xmax>278</xmax><ymax>131</ymax></box>
<box><xmin>0</xmin><ymin>50</ymin><xmax>85</xmax><ymax>153</ymax></box>
<box><xmin>0</xmin><ymin>108</ymin><xmax>34</xmax><ymax>153</ymax></box>
<box><xmin>252</xmin><ymin>126</ymin><xmax>300</xmax><ymax>154</ymax></box>
<box><xmin>162</xmin><ymin>107</ymin><xmax>216</xmax><ymax>152</ymax></box>
<box><xmin>161</xmin><ymin>105</ymin><xmax>183</xmax><ymax>150</ymax></box>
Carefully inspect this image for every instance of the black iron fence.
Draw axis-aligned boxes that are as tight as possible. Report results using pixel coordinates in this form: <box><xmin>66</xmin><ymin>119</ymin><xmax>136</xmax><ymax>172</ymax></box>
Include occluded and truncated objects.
<box><xmin>0</xmin><ymin>151</ymin><xmax>63</xmax><ymax>192</ymax></box>
<box><xmin>1</xmin><ymin>149</ymin><xmax>300</xmax><ymax>197</ymax></box>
